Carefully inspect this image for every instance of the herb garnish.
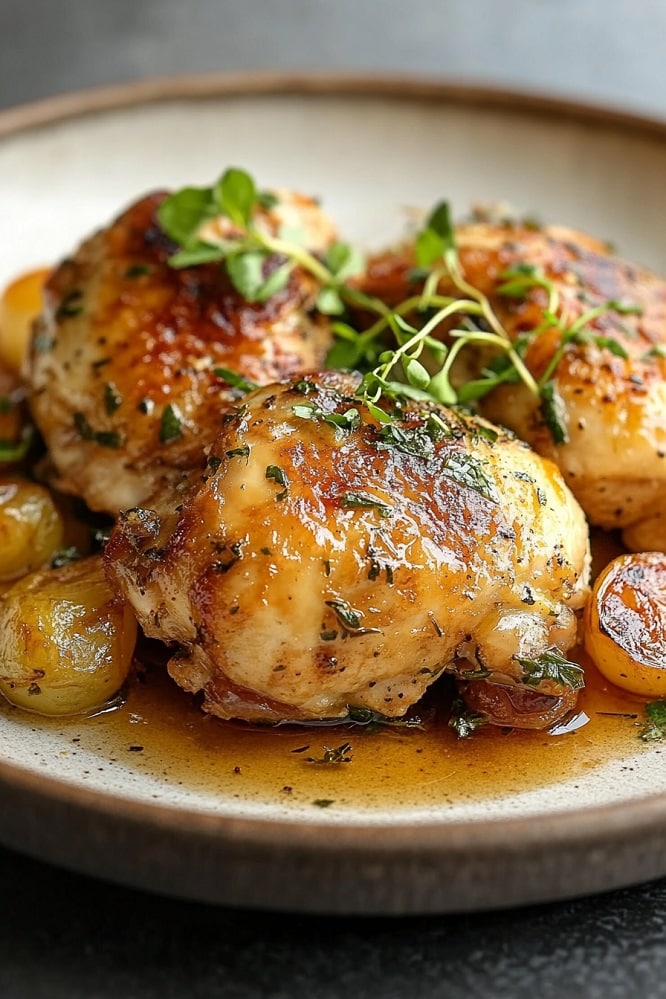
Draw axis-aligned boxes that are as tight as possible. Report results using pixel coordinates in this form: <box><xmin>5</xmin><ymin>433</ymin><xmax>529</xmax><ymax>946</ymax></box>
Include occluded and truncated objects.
<box><xmin>74</xmin><ymin>413</ymin><xmax>122</xmax><ymax>449</ymax></box>
<box><xmin>448</xmin><ymin>697</ymin><xmax>488</xmax><ymax>738</ymax></box>
<box><xmin>159</xmin><ymin>167</ymin><xmax>643</xmax><ymax>443</ymax></box>
<box><xmin>0</xmin><ymin>426</ymin><xmax>34</xmax><ymax>463</ymax></box>
<box><xmin>340</xmin><ymin>491</ymin><xmax>392</xmax><ymax>517</ymax></box>
<box><xmin>266</xmin><ymin>464</ymin><xmax>289</xmax><ymax>500</ymax></box>
<box><xmin>159</xmin><ymin>403</ymin><xmax>183</xmax><ymax>444</ymax></box>
<box><xmin>325</xmin><ymin>598</ymin><xmax>381</xmax><ymax>636</ymax></box>
<box><xmin>103</xmin><ymin>382</ymin><xmax>122</xmax><ymax>415</ymax></box>
<box><xmin>640</xmin><ymin>700</ymin><xmax>666</xmax><ymax>742</ymax></box>
<box><xmin>516</xmin><ymin>649</ymin><xmax>585</xmax><ymax>690</ymax></box>
<box><xmin>213</xmin><ymin>368</ymin><xmax>259</xmax><ymax>394</ymax></box>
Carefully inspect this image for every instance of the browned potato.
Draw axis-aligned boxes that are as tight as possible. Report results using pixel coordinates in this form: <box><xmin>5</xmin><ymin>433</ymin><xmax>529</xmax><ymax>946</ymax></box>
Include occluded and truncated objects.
<box><xmin>0</xmin><ymin>555</ymin><xmax>137</xmax><ymax>716</ymax></box>
<box><xmin>0</xmin><ymin>267</ymin><xmax>49</xmax><ymax>374</ymax></box>
<box><xmin>584</xmin><ymin>552</ymin><xmax>666</xmax><ymax>697</ymax></box>
<box><xmin>0</xmin><ymin>477</ymin><xmax>64</xmax><ymax>581</ymax></box>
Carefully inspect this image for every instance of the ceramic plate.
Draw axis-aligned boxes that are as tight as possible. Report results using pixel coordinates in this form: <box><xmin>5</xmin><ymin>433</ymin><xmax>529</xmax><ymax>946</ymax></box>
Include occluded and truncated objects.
<box><xmin>0</xmin><ymin>75</ymin><xmax>665</xmax><ymax>915</ymax></box>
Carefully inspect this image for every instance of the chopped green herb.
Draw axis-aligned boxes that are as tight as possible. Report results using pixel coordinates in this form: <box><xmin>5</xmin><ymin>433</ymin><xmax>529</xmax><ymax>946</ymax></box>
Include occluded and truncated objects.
<box><xmin>74</xmin><ymin>413</ymin><xmax>122</xmax><ymax>449</ymax></box>
<box><xmin>266</xmin><ymin>464</ymin><xmax>289</xmax><ymax>500</ymax></box>
<box><xmin>103</xmin><ymin>382</ymin><xmax>122</xmax><ymax>415</ymax></box>
<box><xmin>539</xmin><ymin>381</ymin><xmax>569</xmax><ymax>445</ymax></box>
<box><xmin>0</xmin><ymin>426</ymin><xmax>34</xmax><ymax>463</ymax></box>
<box><xmin>325</xmin><ymin>598</ymin><xmax>381</xmax><ymax>635</ymax></box>
<box><xmin>640</xmin><ymin>700</ymin><xmax>666</xmax><ymax>742</ymax></box>
<box><xmin>159</xmin><ymin>403</ymin><xmax>183</xmax><ymax>444</ymax></box>
<box><xmin>443</xmin><ymin>452</ymin><xmax>496</xmax><ymax>501</ymax></box>
<box><xmin>125</xmin><ymin>263</ymin><xmax>152</xmax><ymax>278</ymax></box>
<box><xmin>213</xmin><ymin>368</ymin><xmax>259</xmax><ymax>394</ymax></box>
<box><xmin>516</xmin><ymin>649</ymin><xmax>585</xmax><ymax>690</ymax></box>
<box><xmin>340</xmin><ymin>491</ymin><xmax>393</xmax><ymax>517</ymax></box>
<box><xmin>55</xmin><ymin>289</ymin><xmax>84</xmax><ymax>320</ymax></box>
<box><xmin>448</xmin><ymin>697</ymin><xmax>488</xmax><ymax>738</ymax></box>
<box><xmin>226</xmin><ymin>445</ymin><xmax>250</xmax><ymax>459</ymax></box>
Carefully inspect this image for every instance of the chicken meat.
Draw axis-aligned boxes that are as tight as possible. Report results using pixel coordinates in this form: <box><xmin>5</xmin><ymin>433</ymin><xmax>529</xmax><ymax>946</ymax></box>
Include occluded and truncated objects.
<box><xmin>361</xmin><ymin>220</ymin><xmax>666</xmax><ymax>552</ymax></box>
<box><xmin>105</xmin><ymin>372</ymin><xmax>590</xmax><ymax>728</ymax></box>
<box><xmin>26</xmin><ymin>189</ymin><xmax>336</xmax><ymax>515</ymax></box>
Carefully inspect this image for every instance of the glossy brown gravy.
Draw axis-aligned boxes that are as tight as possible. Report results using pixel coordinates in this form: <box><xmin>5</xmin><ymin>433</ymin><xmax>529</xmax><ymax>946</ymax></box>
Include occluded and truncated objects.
<box><xmin>63</xmin><ymin>649</ymin><xmax>649</xmax><ymax>812</ymax></box>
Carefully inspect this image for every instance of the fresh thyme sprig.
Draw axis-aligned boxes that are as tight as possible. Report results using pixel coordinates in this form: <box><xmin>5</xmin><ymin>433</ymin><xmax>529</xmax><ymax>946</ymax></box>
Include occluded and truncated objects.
<box><xmin>158</xmin><ymin>167</ymin><xmax>642</xmax><ymax>440</ymax></box>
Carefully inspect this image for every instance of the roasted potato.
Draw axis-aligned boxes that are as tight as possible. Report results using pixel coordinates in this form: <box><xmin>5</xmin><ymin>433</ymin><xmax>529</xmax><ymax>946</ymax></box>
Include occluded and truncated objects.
<box><xmin>0</xmin><ymin>267</ymin><xmax>49</xmax><ymax>374</ymax></box>
<box><xmin>0</xmin><ymin>555</ymin><xmax>137</xmax><ymax>716</ymax></box>
<box><xmin>584</xmin><ymin>552</ymin><xmax>666</xmax><ymax>697</ymax></box>
<box><xmin>0</xmin><ymin>477</ymin><xmax>64</xmax><ymax>581</ymax></box>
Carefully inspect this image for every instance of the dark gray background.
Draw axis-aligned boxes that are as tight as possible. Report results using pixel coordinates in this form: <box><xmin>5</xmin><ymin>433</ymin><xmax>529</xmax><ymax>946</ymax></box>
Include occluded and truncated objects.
<box><xmin>1</xmin><ymin>2</ymin><xmax>666</xmax><ymax>997</ymax></box>
<box><xmin>1</xmin><ymin>0</ymin><xmax>666</xmax><ymax>121</ymax></box>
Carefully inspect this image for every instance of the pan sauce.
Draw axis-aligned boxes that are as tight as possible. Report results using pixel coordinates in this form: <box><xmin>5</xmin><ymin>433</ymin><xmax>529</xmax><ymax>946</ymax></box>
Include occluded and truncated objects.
<box><xmin>2</xmin><ymin>529</ymin><xmax>654</xmax><ymax>813</ymax></box>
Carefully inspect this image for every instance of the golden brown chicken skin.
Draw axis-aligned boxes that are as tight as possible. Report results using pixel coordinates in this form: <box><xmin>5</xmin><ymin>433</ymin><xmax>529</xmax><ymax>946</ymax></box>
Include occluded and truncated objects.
<box><xmin>105</xmin><ymin>373</ymin><xmax>590</xmax><ymax>727</ymax></box>
<box><xmin>360</xmin><ymin>222</ymin><xmax>666</xmax><ymax>551</ymax></box>
<box><xmin>27</xmin><ymin>190</ymin><xmax>335</xmax><ymax>515</ymax></box>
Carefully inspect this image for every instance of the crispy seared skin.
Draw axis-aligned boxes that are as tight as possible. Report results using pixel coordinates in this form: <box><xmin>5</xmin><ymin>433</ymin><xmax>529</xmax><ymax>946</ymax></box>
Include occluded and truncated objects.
<box><xmin>26</xmin><ymin>191</ymin><xmax>336</xmax><ymax>515</ymax></box>
<box><xmin>105</xmin><ymin>373</ymin><xmax>590</xmax><ymax>726</ymax></box>
<box><xmin>361</xmin><ymin>222</ymin><xmax>666</xmax><ymax>551</ymax></box>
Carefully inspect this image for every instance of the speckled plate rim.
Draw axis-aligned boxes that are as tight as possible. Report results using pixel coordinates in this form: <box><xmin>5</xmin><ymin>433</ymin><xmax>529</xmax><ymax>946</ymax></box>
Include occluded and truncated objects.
<box><xmin>0</xmin><ymin>72</ymin><xmax>665</xmax><ymax>915</ymax></box>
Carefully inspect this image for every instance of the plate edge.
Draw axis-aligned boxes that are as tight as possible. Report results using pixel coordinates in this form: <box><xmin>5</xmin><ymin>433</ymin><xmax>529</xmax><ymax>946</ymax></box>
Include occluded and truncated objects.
<box><xmin>1</xmin><ymin>71</ymin><xmax>666</xmax><ymax>140</ymax></box>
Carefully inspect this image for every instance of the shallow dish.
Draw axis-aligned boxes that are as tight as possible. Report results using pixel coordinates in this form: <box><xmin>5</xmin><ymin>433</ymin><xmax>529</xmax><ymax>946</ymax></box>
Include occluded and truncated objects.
<box><xmin>0</xmin><ymin>74</ymin><xmax>665</xmax><ymax>915</ymax></box>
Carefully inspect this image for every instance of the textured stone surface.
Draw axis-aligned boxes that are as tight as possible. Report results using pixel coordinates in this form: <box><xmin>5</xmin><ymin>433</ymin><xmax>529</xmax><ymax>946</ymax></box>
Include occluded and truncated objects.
<box><xmin>0</xmin><ymin>846</ymin><xmax>664</xmax><ymax>999</ymax></box>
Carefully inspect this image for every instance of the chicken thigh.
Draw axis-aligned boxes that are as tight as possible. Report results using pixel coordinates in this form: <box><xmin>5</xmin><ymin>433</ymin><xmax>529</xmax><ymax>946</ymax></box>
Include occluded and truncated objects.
<box><xmin>105</xmin><ymin>372</ymin><xmax>590</xmax><ymax>727</ymax></box>
<box><xmin>361</xmin><ymin>221</ymin><xmax>666</xmax><ymax>552</ymax></box>
<box><xmin>27</xmin><ymin>189</ymin><xmax>335</xmax><ymax>515</ymax></box>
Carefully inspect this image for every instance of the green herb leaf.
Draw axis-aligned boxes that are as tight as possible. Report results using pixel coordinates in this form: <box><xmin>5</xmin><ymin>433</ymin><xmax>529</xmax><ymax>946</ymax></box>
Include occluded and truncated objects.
<box><xmin>443</xmin><ymin>452</ymin><xmax>496</xmax><ymax>501</ymax></box>
<box><xmin>213</xmin><ymin>368</ymin><xmax>259</xmax><ymax>394</ymax></box>
<box><xmin>591</xmin><ymin>336</ymin><xmax>629</xmax><ymax>359</ymax></box>
<box><xmin>0</xmin><ymin>426</ymin><xmax>34</xmax><ymax>463</ymax></box>
<box><xmin>539</xmin><ymin>380</ymin><xmax>569</xmax><ymax>445</ymax></box>
<box><xmin>325</xmin><ymin>242</ymin><xmax>365</xmax><ymax>280</ymax></box>
<box><xmin>340</xmin><ymin>491</ymin><xmax>393</xmax><ymax>517</ymax></box>
<box><xmin>640</xmin><ymin>700</ymin><xmax>666</xmax><ymax>742</ymax></box>
<box><xmin>226</xmin><ymin>445</ymin><xmax>250</xmax><ymax>459</ymax></box>
<box><xmin>325</xmin><ymin>598</ymin><xmax>381</xmax><ymax>635</ymax></box>
<box><xmin>266</xmin><ymin>464</ymin><xmax>289</xmax><ymax>500</ymax></box>
<box><xmin>159</xmin><ymin>403</ymin><xmax>184</xmax><ymax>444</ymax></box>
<box><xmin>214</xmin><ymin>167</ymin><xmax>257</xmax><ymax>228</ymax></box>
<box><xmin>226</xmin><ymin>251</ymin><xmax>267</xmax><ymax>301</ymax></box>
<box><xmin>516</xmin><ymin>648</ymin><xmax>585</xmax><ymax>691</ymax></box>
<box><xmin>74</xmin><ymin>413</ymin><xmax>122</xmax><ymax>449</ymax></box>
<box><xmin>316</xmin><ymin>287</ymin><xmax>345</xmax><ymax>315</ymax></box>
<box><xmin>157</xmin><ymin>186</ymin><xmax>217</xmax><ymax>246</ymax></box>
<box><xmin>168</xmin><ymin>242</ymin><xmax>228</xmax><ymax>268</ymax></box>
<box><xmin>404</xmin><ymin>357</ymin><xmax>431</xmax><ymax>390</ymax></box>
<box><xmin>103</xmin><ymin>382</ymin><xmax>122</xmax><ymax>415</ymax></box>
<box><xmin>323</xmin><ymin>408</ymin><xmax>361</xmax><ymax>433</ymax></box>
<box><xmin>448</xmin><ymin>697</ymin><xmax>487</xmax><ymax>738</ymax></box>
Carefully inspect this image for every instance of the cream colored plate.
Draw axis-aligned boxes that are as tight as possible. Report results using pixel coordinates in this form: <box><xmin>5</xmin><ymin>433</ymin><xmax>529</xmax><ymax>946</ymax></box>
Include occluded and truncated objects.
<box><xmin>0</xmin><ymin>75</ymin><xmax>665</xmax><ymax>914</ymax></box>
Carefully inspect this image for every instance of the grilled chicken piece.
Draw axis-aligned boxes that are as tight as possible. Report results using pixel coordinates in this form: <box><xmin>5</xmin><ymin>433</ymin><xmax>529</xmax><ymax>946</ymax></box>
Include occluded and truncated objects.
<box><xmin>26</xmin><ymin>190</ymin><xmax>335</xmax><ymax>516</ymax></box>
<box><xmin>361</xmin><ymin>222</ymin><xmax>666</xmax><ymax>552</ymax></box>
<box><xmin>105</xmin><ymin>373</ymin><xmax>590</xmax><ymax>727</ymax></box>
